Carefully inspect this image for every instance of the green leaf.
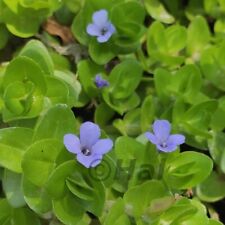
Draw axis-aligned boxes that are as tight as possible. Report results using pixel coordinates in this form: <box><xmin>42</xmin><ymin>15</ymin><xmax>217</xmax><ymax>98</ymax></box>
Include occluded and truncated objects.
<box><xmin>163</xmin><ymin>151</ymin><xmax>213</xmax><ymax>189</ymax></box>
<box><xmin>200</xmin><ymin>42</ymin><xmax>225</xmax><ymax>91</ymax></box>
<box><xmin>0</xmin><ymin>199</ymin><xmax>12</xmax><ymax>224</ymax></box>
<box><xmin>47</xmin><ymin>159</ymin><xmax>105</xmax><ymax>216</ymax></box>
<box><xmin>19</xmin><ymin>0</ymin><xmax>49</xmax><ymax>9</ymax></box>
<box><xmin>182</xmin><ymin>100</ymin><xmax>218</xmax><ymax>137</ymax></box>
<box><xmin>204</xmin><ymin>0</ymin><xmax>225</xmax><ymax>18</ymax></box>
<box><xmin>3</xmin><ymin>56</ymin><xmax>46</xmax><ymax>93</ymax></box>
<box><xmin>11</xmin><ymin>208</ymin><xmax>41</xmax><ymax>225</ymax></box>
<box><xmin>124</xmin><ymin>180</ymin><xmax>169</xmax><ymax>217</ymax></box>
<box><xmin>172</xmin><ymin>65</ymin><xmax>202</xmax><ymax>103</ymax></box>
<box><xmin>66</xmin><ymin>177</ymin><xmax>94</xmax><ymax>201</ymax></box>
<box><xmin>32</xmin><ymin>104</ymin><xmax>77</xmax><ymax>141</ymax></box>
<box><xmin>102</xmin><ymin>60</ymin><xmax>142</xmax><ymax>114</ymax></box>
<box><xmin>155</xmin><ymin>199</ymin><xmax>198</xmax><ymax>225</ymax></box>
<box><xmin>146</xmin><ymin>196</ymin><xmax>176</xmax><ymax>216</ymax></box>
<box><xmin>46</xmin><ymin>160</ymin><xmax>76</xmax><ymax>199</ymax></box>
<box><xmin>19</xmin><ymin>0</ymin><xmax>61</xmax><ymax>11</ymax></box>
<box><xmin>165</xmin><ymin>25</ymin><xmax>187</xmax><ymax>53</ymax></box>
<box><xmin>19</xmin><ymin>40</ymin><xmax>54</xmax><ymax>76</ymax></box>
<box><xmin>71</xmin><ymin>7</ymin><xmax>90</xmax><ymax>45</ymax></box>
<box><xmin>187</xmin><ymin>16</ymin><xmax>211</xmax><ymax>57</ymax></box>
<box><xmin>154</xmin><ymin>65</ymin><xmax>202</xmax><ymax>104</ymax></box>
<box><xmin>147</xmin><ymin>22</ymin><xmax>187</xmax><ymax>66</ymax></box>
<box><xmin>147</xmin><ymin>21</ymin><xmax>166</xmax><ymax>53</ymax></box>
<box><xmin>64</xmin><ymin>0</ymin><xmax>83</xmax><ymax>13</ymax></box>
<box><xmin>94</xmin><ymin>102</ymin><xmax>115</xmax><ymax>126</ymax></box>
<box><xmin>173</xmin><ymin>199</ymin><xmax>209</xmax><ymax>225</ymax></box>
<box><xmin>113</xmin><ymin>109</ymin><xmax>141</xmax><ymax>136</ymax></box>
<box><xmin>115</xmin><ymin>136</ymin><xmax>145</xmax><ymax>163</ymax></box>
<box><xmin>196</xmin><ymin>171</ymin><xmax>225</xmax><ymax>202</ymax></box>
<box><xmin>103</xmin><ymin>91</ymin><xmax>140</xmax><ymax>115</ymax></box>
<box><xmin>111</xmin><ymin>1</ymin><xmax>145</xmax><ymax>26</ymax></box>
<box><xmin>144</xmin><ymin>0</ymin><xmax>175</xmax><ymax>24</ymax></box>
<box><xmin>104</xmin><ymin>198</ymin><xmax>130</xmax><ymax>225</ymax></box>
<box><xmin>0</xmin><ymin>127</ymin><xmax>33</xmax><ymax>149</ymax></box>
<box><xmin>3</xmin><ymin>0</ymin><xmax>19</xmax><ymax>13</ymax></box>
<box><xmin>2</xmin><ymin>4</ymin><xmax>45</xmax><ymax>38</ymax></box>
<box><xmin>2</xmin><ymin>169</ymin><xmax>26</xmax><ymax>208</ymax></box>
<box><xmin>107</xmin><ymin>59</ymin><xmax>142</xmax><ymax>99</ymax></box>
<box><xmin>208</xmin><ymin>131</ymin><xmax>225</xmax><ymax>173</ymax></box>
<box><xmin>54</xmin><ymin>70</ymin><xmax>81</xmax><ymax>107</ymax></box>
<box><xmin>2</xmin><ymin>56</ymin><xmax>47</xmax><ymax>121</ymax></box>
<box><xmin>77</xmin><ymin>59</ymin><xmax>104</xmax><ymax>97</ymax></box>
<box><xmin>211</xmin><ymin>103</ymin><xmax>225</xmax><ymax>132</ymax></box>
<box><xmin>22</xmin><ymin>176</ymin><xmax>52</xmax><ymax>214</ymax></box>
<box><xmin>89</xmin><ymin>40</ymin><xmax>116</xmax><ymax>65</ymax></box>
<box><xmin>22</xmin><ymin>139</ymin><xmax>64</xmax><ymax>187</ymax></box>
<box><xmin>141</xmin><ymin>95</ymin><xmax>156</xmax><ymax>132</ymax></box>
<box><xmin>66</xmin><ymin>166</ymin><xmax>105</xmax><ymax>216</ymax></box>
<box><xmin>0</xmin><ymin>127</ymin><xmax>33</xmax><ymax>172</ymax></box>
<box><xmin>214</xmin><ymin>18</ymin><xmax>225</xmax><ymax>34</ymax></box>
<box><xmin>45</xmin><ymin>77</ymin><xmax>69</xmax><ymax>105</ymax></box>
<box><xmin>50</xmin><ymin>51</ymin><xmax>70</xmax><ymax>70</ymax></box>
<box><xmin>4</xmin><ymin>81</ymin><xmax>32</xmax><ymax>115</ymax></box>
<box><xmin>111</xmin><ymin>1</ymin><xmax>145</xmax><ymax>49</ymax></box>
<box><xmin>52</xmin><ymin>191</ymin><xmax>84</xmax><ymax>225</ymax></box>
<box><xmin>154</xmin><ymin>68</ymin><xmax>171</xmax><ymax>102</ymax></box>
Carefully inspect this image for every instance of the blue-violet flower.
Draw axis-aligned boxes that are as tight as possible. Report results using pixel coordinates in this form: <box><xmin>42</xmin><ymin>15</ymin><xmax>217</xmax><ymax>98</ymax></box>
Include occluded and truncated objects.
<box><xmin>64</xmin><ymin>122</ymin><xmax>113</xmax><ymax>168</ymax></box>
<box><xmin>145</xmin><ymin>120</ymin><xmax>185</xmax><ymax>152</ymax></box>
<box><xmin>94</xmin><ymin>74</ymin><xmax>109</xmax><ymax>88</ymax></box>
<box><xmin>86</xmin><ymin>9</ymin><xmax>116</xmax><ymax>43</ymax></box>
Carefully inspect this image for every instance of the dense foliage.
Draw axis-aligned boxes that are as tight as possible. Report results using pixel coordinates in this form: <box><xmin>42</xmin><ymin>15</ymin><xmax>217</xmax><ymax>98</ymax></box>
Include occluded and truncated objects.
<box><xmin>0</xmin><ymin>0</ymin><xmax>225</xmax><ymax>224</ymax></box>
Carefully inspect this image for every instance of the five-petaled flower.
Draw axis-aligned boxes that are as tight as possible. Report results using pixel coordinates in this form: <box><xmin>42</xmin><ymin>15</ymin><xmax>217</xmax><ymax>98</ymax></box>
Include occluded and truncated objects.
<box><xmin>86</xmin><ymin>9</ymin><xmax>116</xmax><ymax>43</ymax></box>
<box><xmin>145</xmin><ymin>120</ymin><xmax>185</xmax><ymax>152</ymax></box>
<box><xmin>63</xmin><ymin>122</ymin><xmax>113</xmax><ymax>168</ymax></box>
<box><xmin>94</xmin><ymin>74</ymin><xmax>109</xmax><ymax>88</ymax></box>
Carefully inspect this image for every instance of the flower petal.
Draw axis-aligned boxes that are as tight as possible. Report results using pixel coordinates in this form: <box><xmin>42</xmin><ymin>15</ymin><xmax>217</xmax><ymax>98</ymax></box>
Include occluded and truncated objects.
<box><xmin>63</xmin><ymin>134</ymin><xmax>81</xmax><ymax>154</ymax></box>
<box><xmin>152</xmin><ymin>120</ymin><xmax>171</xmax><ymax>142</ymax></box>
<box><xmin>108</xmin><ymin>23</ymin><xmax>116</xmax><ymax>34</ymax></box>
<box><xmin>90</xmin><ymin>158</ymin><xmax>102</xmax><ymax>168</ymax></box>
<box><xmin>94</xmin><ymin>74</ymin><xmax>109</xmax><ymax>88</ymax></box>
<box><xmin>93</xmin><ymin>9</ymin><xmax>108</xmax><ymax>27</ymax></box>
<box><xmin>95</xmin><ymin>74</ymin><xmax>102</xmax><ymax>82</ymax></box>
<box><xmin>76</xmin><ymin>153</ymin><xmax>102</xmax><ymax>168</ymax></box>
<box><xmin>86</xmin><ymin>24</ymin><xmax>100</xmax><ymax>36</ymax></box>
<box><xmin>92</xmin><ymin>138</ymin><xmax>113</xmax><ymax>155</ymax></box>
<box><xmin>167</xmin><ymin>134</ymin><xmax>185</xmax><ymax>146</ymax></box>
<box><xmin>80</xmin><ymin>122</ymin><xmax>101</xmax><ymax>148</ymax></box>
<box><xmin>156</xmin><ymin>144</ymin><xmax>178</xmax><ymax>153</ymax></box>
<box><xmin>145</xmin><ymin>132</ymin><xmax>158</xmax><ymax>145</ymax></box>
<box><xmin>97</xmin><ymin>31</ymin><xmax>112</xmax><ymax>43</ymax></box>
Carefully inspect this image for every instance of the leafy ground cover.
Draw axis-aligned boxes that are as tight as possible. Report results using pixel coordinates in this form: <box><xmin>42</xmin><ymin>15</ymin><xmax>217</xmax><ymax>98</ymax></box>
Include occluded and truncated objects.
<box><xmin>0</xmin><ymin>0</ymin><xmax>225</xmax><ymax>224</ymax></box>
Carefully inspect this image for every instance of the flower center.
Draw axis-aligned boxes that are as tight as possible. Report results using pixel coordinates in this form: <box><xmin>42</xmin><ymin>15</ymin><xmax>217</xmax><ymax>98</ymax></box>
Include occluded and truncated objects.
<box><xmin>101</xmin><ymin>27</ymin><xmax>108</xmax><ymax>35</ymax></box>
<box><xmin>160</xmin><ymin>142</ymin><xmax>167</xmax><ymax>148</ymax></box>
<box><xmin>81</xmin><ymin>147</ymin><xmax>91</xmax><ymax>156</ymax></box>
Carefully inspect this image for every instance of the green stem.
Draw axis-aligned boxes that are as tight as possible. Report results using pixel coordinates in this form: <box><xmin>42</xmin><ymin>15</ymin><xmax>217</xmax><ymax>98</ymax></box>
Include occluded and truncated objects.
<box><xmin>157</xmin><ymin>153</ymin><xmax>167</xmax><ymax>179</ymax></box>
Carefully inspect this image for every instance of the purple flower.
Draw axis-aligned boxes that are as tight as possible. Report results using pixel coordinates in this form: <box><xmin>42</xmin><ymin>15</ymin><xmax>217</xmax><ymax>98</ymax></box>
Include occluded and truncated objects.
<box><xmin>145</xmin><ymin>120</ymin><xmax>185</xmax><ymax>152</ymax></box>
<box><xmin>94</xmin><ymin>74</ymin><xmax>109</xmax><ymax>88</ymax></box>
<box><xmin>63</xmin><ymin>122</ymin><xmax>113</xmax><ymax>168</ymax></box>
<box><xmin>86</xmin><ymin>9</ymin><xmax>116</xmax><ymax>43</ymax></box>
